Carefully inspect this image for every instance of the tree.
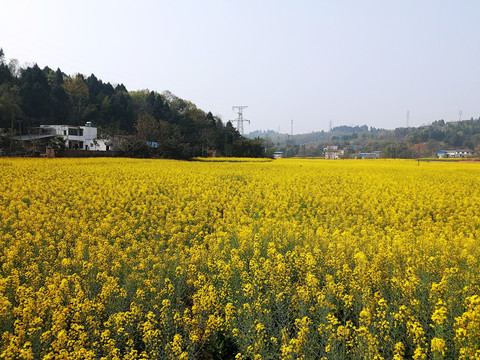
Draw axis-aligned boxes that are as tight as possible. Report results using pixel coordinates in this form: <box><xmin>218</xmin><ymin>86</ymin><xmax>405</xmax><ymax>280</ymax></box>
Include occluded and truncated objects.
<box><xmin>86</xmin><ymin>74</ymin><xmax>103</xmax><ymax>101</ymax></box>
<box><xmin>160</xmin><ymin>125</ymin><xmax>190</xmax><ymax>159</ymax></box>
<box><xmin>49</xmin><ymin>69</ymin><xmax>69</xmax><ymax>125</ymax></box>
<box><xmin>199</xmin><ymin>127</ymin><xmax>216</xmax><ymax>156</ymax></box>
<box><xmin>135</xmin><ymin>112</ymin><xmax>159</xmax><ymax>142</ymax></box>
<box><xmin>153</xmin><ymin>93</ymin><xmax>167</xmax><ymax>121</ymax></box>
<box><xmin>0</xmin><ymin>83</ymin><xmax>23</xmax><ymax>153</ymax></box>
<box><xmin>20</xmin><ymin>64</ymin><xmax>52</xmax><ymax>124</ymax></box>
<box><xmin>206</xmin><ymin>111</ymin><xmax>216</xmax><ymax>127</ymax></box>
<box><xmin>0</xmin><ymin>48</ymin><xmax>12</xmax><ymax>85</ymax></box>
<box><xmin>383</xmin><ymin>142</ymin><xmax>412</xmax><ymax>159</ymax></box>
<box><xmin>232</xmin><ymin>137</ymin><xmax>265</xmax><ymax>157</ymax></box>
<box><xmin>222</xmin><ymin>121</ymin><xmax>240</xmax><ymax>156</ymax></box>
<box><xmin>49</xmin><ymin>134</ymin><xmax>66</xmax><ymax>155</ymax></box>
<box><xmin>114</xmin><ymin>135</ymin><xmax>150</xmax><ymax>158</ymax></box>
<box><xmin>146</xmin><ymin>91</ymin><xmax>155</xmax><ymax>114</ymax></box>
<box><xmin>7</xmin><ymin>59</ymin><xmax>20</xmax><ymax>78</ymax></box>
<box><xmin>115</xmin><ymin>83</ymin><xmax>128</xmax><ymax>93</ymax></box>
<box><xmin>62</xmin><ymin>74</ymin><xmax>89</xmax><ymax>125</ymax></box>
<box><xmin>106</xmin><ymin>91</ymin><xmax>135</xmax><ymax>132</ymax></box>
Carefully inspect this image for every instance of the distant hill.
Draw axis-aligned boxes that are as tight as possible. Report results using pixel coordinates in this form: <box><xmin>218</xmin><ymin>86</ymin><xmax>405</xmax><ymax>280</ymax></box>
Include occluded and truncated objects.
<box><xmin>247</xmin><ymin>119</ymin><xmax>480</xmax><ymax>158</ymax></box>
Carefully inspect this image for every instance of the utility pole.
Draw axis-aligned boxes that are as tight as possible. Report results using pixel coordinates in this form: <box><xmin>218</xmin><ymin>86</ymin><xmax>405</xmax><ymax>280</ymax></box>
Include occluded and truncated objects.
<box><xmin>291</xmin><ymin>119</ymin><xmax>294</xmax><ymax>137</ymax></box>
<box><xmin>231</xmin><ymin>106</ymin><xmax>250</xmax><ymax>135</ymax></box>
<box><xmin>406</xmin><ymin>110</ymin><xmax>410</xmax><ymax>128</ymax></box>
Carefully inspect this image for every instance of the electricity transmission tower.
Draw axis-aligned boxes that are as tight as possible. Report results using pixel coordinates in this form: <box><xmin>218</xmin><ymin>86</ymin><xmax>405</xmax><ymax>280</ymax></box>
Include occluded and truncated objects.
<box><xmin>232</xmin><ymin>106</ymin><xmax>250</xmax><ymax>135</ymax></box>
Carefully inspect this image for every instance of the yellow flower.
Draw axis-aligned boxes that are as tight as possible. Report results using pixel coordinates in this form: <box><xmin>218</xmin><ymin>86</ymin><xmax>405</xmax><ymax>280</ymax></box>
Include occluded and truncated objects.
<box><xmin>430</xmin><ymin>337</ymin><xmax>446</xmax><ymax>356</ymax></box>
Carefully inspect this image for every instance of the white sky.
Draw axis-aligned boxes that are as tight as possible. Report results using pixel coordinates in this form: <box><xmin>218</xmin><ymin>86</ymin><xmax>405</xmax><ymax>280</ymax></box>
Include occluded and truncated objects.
<box><xmin>1</xmin><ymin>0</ymin><xmax>479</xmax><ymax>134</ymax></box>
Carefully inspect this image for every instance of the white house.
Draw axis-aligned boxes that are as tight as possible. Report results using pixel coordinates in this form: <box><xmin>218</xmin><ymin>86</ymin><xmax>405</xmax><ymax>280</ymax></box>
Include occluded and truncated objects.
<box><xmin>437</xmin><ymin>149</ymin><xmax>474</xmax><ymax>158</ymax></box>
<box><xmin>324</xmin><ymin>145</ymin><xmax>343</xmax><ymax>159</ymax></box>
<box><xmin>16</xmin><ymin>122</ymin><xmax>110</xmax><ymax>151</ymax></box>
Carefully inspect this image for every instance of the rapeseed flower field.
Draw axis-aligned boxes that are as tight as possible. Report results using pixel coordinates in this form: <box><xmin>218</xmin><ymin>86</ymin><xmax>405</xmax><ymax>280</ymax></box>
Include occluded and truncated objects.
<box><xmin>0</xmin><ymin>158</ymin><xmax>479</xmax><ymax>359</ymax></box>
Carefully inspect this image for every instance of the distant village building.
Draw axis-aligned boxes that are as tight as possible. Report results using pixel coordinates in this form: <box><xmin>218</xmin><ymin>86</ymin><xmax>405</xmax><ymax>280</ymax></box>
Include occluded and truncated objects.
<box><xmin>146</xmin><ymin>141</ymin><xmax>158</xmax><ymax>149</ymax></box>
<box><xmin>322</xmin><ymin>145</ymin><xmax>381</xmax><ymax>160</ymax></box>
<box><xmin>359</xmin><ymin>152</ymin><xmax>381</xmax><ymax>159</ymax></box>
<box><xmin>15</xmin><ymin>123</ymin><xmax>110</xmax><ymax>151</ymax></box>
<box><xmin>437</xmin><ymin>149</ymin><xmax>474</xmax><ymax>158</ymax></box>
<box><xmin>324</xmin><ymin>145</ymin><xmax>342</xmax><ymax>159</ymax></box>
<box><xmin>273</xmin><ymin>151</ymin><xmax>284</xmax><ymax>159</ymax></box>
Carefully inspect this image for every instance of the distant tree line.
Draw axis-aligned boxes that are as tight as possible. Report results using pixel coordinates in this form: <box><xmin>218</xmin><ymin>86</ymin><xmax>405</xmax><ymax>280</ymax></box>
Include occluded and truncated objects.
<box><xmin>0</xmin><ymin>48</ymin><xmax>265</xmax><ymax>158</ymax></box>
<box><xmin>260</xmin><ymin>121</ymin><xmax>480</xmax><ymax>158</ymax></box>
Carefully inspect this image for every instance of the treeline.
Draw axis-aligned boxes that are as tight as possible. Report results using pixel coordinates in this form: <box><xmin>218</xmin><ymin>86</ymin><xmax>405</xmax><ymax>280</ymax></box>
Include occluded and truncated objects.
<box><xmin>257</xmin><ymin>120</ymin><xmax>480</xmax><ymax>158</ymax></box>
<box><xmin>0</xmin><ymin>49</ymin><xmax>265</xmax><ymax>158</ymax></box>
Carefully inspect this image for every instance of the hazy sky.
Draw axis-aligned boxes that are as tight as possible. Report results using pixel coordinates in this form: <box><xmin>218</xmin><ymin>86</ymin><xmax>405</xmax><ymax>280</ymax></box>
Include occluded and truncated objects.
<box><xmin>1</xmin><ymin>0</ymin><xmax>479</xmax><ymax>134</ymax></box>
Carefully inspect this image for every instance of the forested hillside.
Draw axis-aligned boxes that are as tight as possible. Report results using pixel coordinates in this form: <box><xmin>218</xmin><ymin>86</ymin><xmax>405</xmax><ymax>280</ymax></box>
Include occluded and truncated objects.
<box><xmin>0</xmin><ymin>49</ymin><xmax>264</xmax><ymax>158</ymax></box>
